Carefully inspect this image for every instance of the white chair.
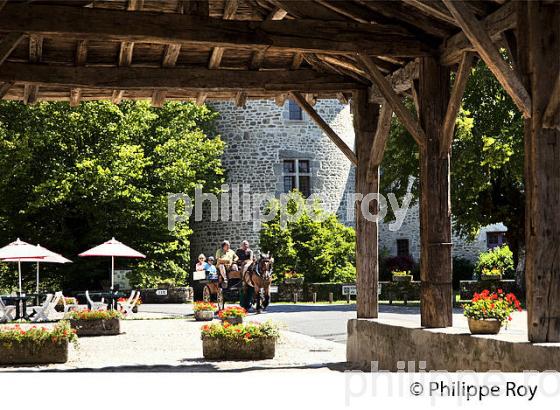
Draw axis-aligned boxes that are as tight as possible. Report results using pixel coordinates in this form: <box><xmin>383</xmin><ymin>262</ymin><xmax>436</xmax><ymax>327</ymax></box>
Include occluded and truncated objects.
<box><xmin>61</xmin><ymin>295</ymin><xmax>87</xmax><ymax>313</ymax></box>
<box><xmin>0</xmin><ymin>297</ymin><xmax>16</xmax><ymax>322</ymax></box>
<box><xmin>85</xmin><ymin>290</ymin><xmax>107</xmax><ymax>311</ymax></box>
<box><xmin>118</xmin><ymin>290</ymin><xmax>140</xmax><ymax>316</ymax></box>
<box><xmin>29</xmin><ymin>294</ymin><xmax>54</xmax><ymax>322</ymax></box>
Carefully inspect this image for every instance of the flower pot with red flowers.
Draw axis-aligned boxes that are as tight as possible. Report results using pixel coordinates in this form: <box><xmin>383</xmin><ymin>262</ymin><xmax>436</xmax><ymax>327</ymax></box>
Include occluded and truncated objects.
<box><xmin>463</xmin><ymin>289</ymin><xmax>522</xmax><ymax>335</ymax></box>
<box><xmin>65</xmin><ymin>309</ymin><xmax>123</xmax><ymax>336</ymax></box>
<box><xmin>193</xmin><ymin>301</ymin><xmax>218</xmax><ymax>321</ymax></box>
<box><xmin>217</xmin><ymin>306</ymin><xmax>247</xmax><ymax>325</ymax></box>
<box><xmin>0</xmin><ymin>321</ymin><xmax>78</xmax><ymax>365</ymax></box>
<box><xmin>201</xmin><ymin>321</ymin><xmax>279</xmax><ymax>360</ymax></box>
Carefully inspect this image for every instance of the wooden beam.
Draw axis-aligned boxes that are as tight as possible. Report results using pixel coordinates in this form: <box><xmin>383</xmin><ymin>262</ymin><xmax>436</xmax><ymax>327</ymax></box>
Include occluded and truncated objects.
<box><xmin>25</xmin><ymin>34</ymin><xmax>42</xmax><ymax>105</ymax></box>
<box><xmin>0</xmin><ymin>63</ymin><xmax>362</xmax><ymax>93</ymax></box>
<box><xmin>441</xmin><ymin>1</ymin><xmax>516</xmax><ymax>65</ymax></box>
<box><xmin>208</xmin><ymin>0</ymin><xmax>238</xmax><ymax>69</ymax></box>
<box><xmin>352</xmin><ymin>89</ymin><xmax>380</xmax><ymax>319</ymax></box>
<box><xmin>70</xmin><ymin>39</ymin><xmax>88</xmax><ymax>107</ymax></box>
<box><xmin>543</xmin><ymin>71</ymin><xmax>560</xmax><ymax>129</ymax></box>
<box><xmin>151</xmin><ymin>44</ymin><xmax>182</xmax><ymax>107</ymax></box>
<box><xmin>0</xmin><ymin>4</ymin><xmax>435</xmax><ymax>57</ymax></box>
<box><xmin>291</xmin><ymin>92</ymin><xmax>357</xmax><ymax>165</ymax></box>
<box><xmin>249</xmin><ymin>5</ymin><xmax>286</xmax><ymax>71</ymax></box>
<box><xmin>23</xmin><ymin>84</ymin><xmax>38</xmax><ymax>105</ymax></box>
<box><xmin>182</xmin><ymin>0</ymin><xmax>208</xmax><ymax>16</ymax></box>
<box><xmin>195</xmin><ymin>92</ymin><xmax>207</xmax><ymax>106</ymax></box>
<box><xmin>275</xmin><ymin>94</ymin><xmax>286</xmax><ymax>107</ymax></box>
<box><xmin>0</xmin><ymin>32</ymin><xmax>24</xmax><ymax>65</ymax></box>
<box><xmin>402</xmin><ymin>0</ymin><xmax>456</xmax><ymax>25</ymax></box>
<box><xmin>367</xmin><ymin>102</ymin><xmax>392</xmax><ymax>182</ymax></box>
<box><xmin>441</xmin><ymin>52</ymin><xmax>474</xmax><ymax>155</ymax></box>
<box><xmin>234</xmin><ymin>91</ymin><xmax>247</xmax><ymax>108</ymax></box>
<box><xmin>0</xmin><ymin>81</ymin><xmax>13</xmax><ymax>98</ymax></box>
<box><xmin>443</xmin><ymin>0</ymin><xmax>531</xmax><ymax>118</ymax></box>
<box><xmin>419</xmin><ymin>56</ymin><xmax>453</xmax><ymax>328</ymax></box>
<box><xmin>359</xmin><ymin>54</ymin><xmax>426</xmax><ymax>147</ymax></box>
<box><xmin>336</xmin><ymin>92</ymin><xmax>349</xmax><ymax>105</ymax></box>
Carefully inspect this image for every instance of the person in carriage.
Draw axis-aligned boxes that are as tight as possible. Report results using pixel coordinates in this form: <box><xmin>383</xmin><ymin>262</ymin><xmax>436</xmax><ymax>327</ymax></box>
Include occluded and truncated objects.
<box><xmin>215</xmin><ymin>240</ymin><xmax>239</xmax><ymax>288</ymax></box>
<box><xmin>195</xmin><ymin>254</ymin><xmax>207</xmax><ymax>272</ymax></box>
<box><xmin>236</xmin><ymin>240</ymin><xmax>255</xmax><ymax>286</ymax></box>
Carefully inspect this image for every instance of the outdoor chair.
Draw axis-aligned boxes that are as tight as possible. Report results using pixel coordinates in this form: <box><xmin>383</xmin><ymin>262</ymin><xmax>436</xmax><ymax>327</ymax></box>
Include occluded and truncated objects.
<box><xmin>118</xmin><ymin>290</ymin><xmax>140</xmax><ymax>316</ymax></box>
<box><xmin>61</xmin><ymin>294</ymin><xmax>87</xmax><ymax>313</ymax></box>
<box><xmin>28</xmin><ymin>293</ymin><xmax>54</xmax><ymax>322</ymax></box>
<box><xmin>0</xmin><ymin>297</ymin><xmax>16</xmax><ymax>322</ymax></box>
<box><xmin>85</xmin><ymin>290</ymin><xmax>107</xmax><ymax>311</ymax></box>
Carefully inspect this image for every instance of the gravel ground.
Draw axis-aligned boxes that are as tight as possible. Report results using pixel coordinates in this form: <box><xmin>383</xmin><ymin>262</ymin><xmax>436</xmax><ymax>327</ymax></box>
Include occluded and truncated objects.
<box><xmin>0</xmin><ymin>318</ymin><xmax>346</xmax><ymax>372</ymax></box>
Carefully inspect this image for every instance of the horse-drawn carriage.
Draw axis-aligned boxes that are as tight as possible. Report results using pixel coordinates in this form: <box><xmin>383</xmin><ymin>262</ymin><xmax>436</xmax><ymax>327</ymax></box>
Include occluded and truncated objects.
<box><xmin>194</xmin><ymin>254</ymin><xmax>273</xmax><ymax>312</ymax></box>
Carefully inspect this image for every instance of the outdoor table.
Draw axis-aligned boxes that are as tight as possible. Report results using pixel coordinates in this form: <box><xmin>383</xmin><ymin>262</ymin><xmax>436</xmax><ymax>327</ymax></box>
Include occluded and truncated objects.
<box><xmin>1</xmin><ymin>294</ymin><xmax>33</xmax><ymax>321</ymax></box>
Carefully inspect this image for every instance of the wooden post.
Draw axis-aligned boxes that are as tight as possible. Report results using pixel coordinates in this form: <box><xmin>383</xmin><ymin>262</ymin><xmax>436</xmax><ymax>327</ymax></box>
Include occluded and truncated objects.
<box><xmin>293</xmin><ymin>292</ymin><xmax>298</xmax><ymax>304</ymax></box>
<box><xmin>312</xmin><ymin>292</ymin><xmax>317</xmax><ymax>303</ymax></box>
<box><xmin>517</xmin><ymin>1</ymin><xmax>560</xmax><ymax>342</ymax></box>
<box><xmin>351</xmin><ymin>89</ymin><xmax>380</xmax><ymax>318</ymax></box>
<box><xmin>418</xmin><ymin>56</ymin><xmax>453</xmax><ymax>328</ymax></box>
<box><xmin>328</xmin><ymin>292</ymin><xmax>334</xmax><ymax>304</ymax></box>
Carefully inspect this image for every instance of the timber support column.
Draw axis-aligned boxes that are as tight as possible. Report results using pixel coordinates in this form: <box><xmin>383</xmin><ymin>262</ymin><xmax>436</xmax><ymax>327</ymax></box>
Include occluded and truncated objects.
<box><xmin>418</xmin><ymin>57</ymin><xmax>453</xmax><ymax>327</ymax></box>
<box><xmin>517</xmin><ymin>1</ymin><xmax>560</xmax><ymax>342</ymax></box>
<box><xmin>351</xmin><ymin>90</ymin><xmax>380</xmax><ymax>318</ymax></box>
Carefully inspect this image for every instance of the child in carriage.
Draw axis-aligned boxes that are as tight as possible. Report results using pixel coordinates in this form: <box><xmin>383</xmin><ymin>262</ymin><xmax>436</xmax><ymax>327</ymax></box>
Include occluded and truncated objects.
<box><xmin>205</xmin><ymin>256</ymin><xmax>219</xmax><ymax>282</ymax></box>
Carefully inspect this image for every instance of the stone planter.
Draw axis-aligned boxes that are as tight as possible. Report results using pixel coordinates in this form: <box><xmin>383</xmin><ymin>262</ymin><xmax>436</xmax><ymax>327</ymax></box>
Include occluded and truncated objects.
<box><xmin>284</xmin><ymin>278</ymin><xmax>304</xmax><ymax>285</ymax></box>
<box><xmin>194</xmin><ymin>310</ymin><xmax>215</xmax><ymax>321</ymax></box>
<box><xmin>70</xmin><ymin>318</ymin><xmax>121</xmax><ymax>336</ymax></box>
<box><xmin>202</xmin><ymin>337</ymin><xmax>276</xmax><ymax>360</ymax></box>
<box><xmin>0</xmin><ymin>339</ymin><xmax>69</xmax><ymax>365</ymax></box>
<box><xmin>467</xmin><ymin>317</ymin><xmax>502</xmax><ymax>335</ymax></box>
<box><xmin>392</xmin><ymin>275</ymin><xmax>413</xmax><ymax>283</ymax></box>
<box><xmin>480</xmin><ymin>274</ymin><xmax>503</xmax><ymax>281</ymax></box>
<box><xmin>220</xmin><ymin>316</ymin><xmax>243</xmax><ymax>325</ymax></box>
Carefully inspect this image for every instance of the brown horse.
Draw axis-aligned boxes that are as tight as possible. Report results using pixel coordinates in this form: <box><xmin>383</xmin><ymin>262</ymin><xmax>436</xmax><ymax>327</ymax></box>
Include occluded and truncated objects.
<box><xmin>242</xmin><ymin>254</ymin><xmax>273</xmax><ymax>313</ymax></box>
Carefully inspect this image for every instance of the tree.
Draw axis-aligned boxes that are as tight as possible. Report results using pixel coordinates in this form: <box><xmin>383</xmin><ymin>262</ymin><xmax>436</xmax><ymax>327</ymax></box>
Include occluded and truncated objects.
<box><xmin>0</xmin><ymin>101</ymin><xmax>224</xmax><ymax>292</ymax></box>
<box><xmin>380</xmin><ymin>59</ymin><xmax>524</xmax><ymax>265</ymax></box>
<box><xmin>259</xmin><ymin>192</ymin><xmax>356</xmax><ymax>283</ymax></box>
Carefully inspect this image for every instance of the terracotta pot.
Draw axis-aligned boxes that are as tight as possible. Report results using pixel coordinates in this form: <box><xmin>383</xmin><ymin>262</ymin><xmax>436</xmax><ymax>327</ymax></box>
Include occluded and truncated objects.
<box><xmin>221</xmin><ymin>316</ymin><xmax>243</xmax><ymax>325</ymax></box>
<box><xmin>0</xmin><ymin>339</ymin><xmax>69</xmax><ymax>365</ymax></box>
<box><xmin>194</xmin><ymin>310</ymin><xmax>215</xmax><ymax>321</ymax></box>
<box><xmin>202</xmin><ymin>337</ymin><xmax>276</xmax><ymax>360</ymax></box>
<box><xmin>468</xmin><ymin>317</ymin><xmax>502</xmax><ymax>334</ymax></box>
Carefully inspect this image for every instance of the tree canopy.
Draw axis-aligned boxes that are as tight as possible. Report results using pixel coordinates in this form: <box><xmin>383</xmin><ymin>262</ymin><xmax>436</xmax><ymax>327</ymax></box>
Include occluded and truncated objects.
<box><xmin>0</xmin><ymin>101</ymin><xmax>224</xmax><ymax>292</ymax></box>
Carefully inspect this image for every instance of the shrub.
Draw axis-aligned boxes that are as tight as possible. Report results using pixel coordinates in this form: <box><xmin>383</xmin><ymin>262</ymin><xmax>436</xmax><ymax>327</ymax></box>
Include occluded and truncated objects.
<box><xmin>201</xmin><ymin>321</ymin><xmax>279</xmax><ymax>343</ymax></box>
<box><xmin>474</xmin><ymin>245</ymin><xmax>514</xmax><ymax>279</ymax></box>
<box><xmin>0</xmin><ymin>321</ymin><xmax>78</xmax><ymax>347</ymax></box>
<box><xmin>463</xmin><ymin>289</ymin><xmax>522</xmax><ymax>324</ymax></box>
<box><xmin>65</xmin><ymin>309</ymin><xmax>123</xmax><ymax>321</ymax></box>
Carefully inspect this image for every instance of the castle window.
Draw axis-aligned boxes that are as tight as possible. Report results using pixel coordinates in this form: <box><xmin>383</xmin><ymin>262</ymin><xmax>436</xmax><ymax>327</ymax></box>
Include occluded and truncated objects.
<box><xmin>486</xmin><ymin>231</ymin><xmax>506</xmax><ymax>249</ymax></box>
<box><xmin>287</xmin><ymin>100</ymin><xmax>303</xmax><ymax>121</ymax></box>
<box><xmin>283</xmin><ymin>159</ymin><xmax>311</xmax><ymax>197</ymax></box>
<box><xmin>396</xmin><ymin>239</ymin><xmax>410</xmax><ymax>257</ymax></box>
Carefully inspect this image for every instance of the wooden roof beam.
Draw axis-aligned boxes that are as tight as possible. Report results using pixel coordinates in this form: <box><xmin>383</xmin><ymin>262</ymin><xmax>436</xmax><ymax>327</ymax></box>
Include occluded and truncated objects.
<box><xmin>250</xmin><ymin>5</ymin><xmax>286</xmax><ymax>71</ymax></box>
<box><xmin>0</xmin><ymin>32</ymin><xmax>24</xmax><ymax>66</ymax></box>
<box><xmin>195</xmin><ymin>92</ymin><xmax>207</xmax><ymax>106</ymax></box>
<box><xmin>70</xmin><ymin>39</ymin><xmax>88</xmax><ymax>107</ymax></box>
<box><xmin>358</xmin><ymin>54</ymin><xmax>426</xmax><ymax>147</ymax></box>
<box><xmin>543</xmin><ymin>71</ymin><xmax>560</xmax><ymax>130</ymax></box>
<box><xmin>441</xmin><ymin>1</ymin><xmax>516</xmax><ymax>66</ymax></box>
<box><xmin>290</xmin><ymin>92</ymin><xmax>357</xmax><ymax>165</ymax></box>
<box><xmin>24</xmin><ymin>34</ymin><xmax>43</xmax><ymax>105</ymax></box>
<box><xmin>208</xmin><ymin>0</ymin><xmax>238</xmax><ymax>70</ymax></box>
<box><xmin>402</xmin><ymin>0</ymin><xmax>456</xmax><ymax>26</ymax></box>
<box><xmin>443</xmin><ymin>0</ymin><xmax>531</xmax><ymax>118</ymax></box>
<box><xmin>367</xmin><ymin>102</ymin><xmax>393</xmax><ymax>181</ymax></box>
<box><xmin>0</xmin><ymin>4</ymin><xmax>435</xmax><ymax>57</ymax></box>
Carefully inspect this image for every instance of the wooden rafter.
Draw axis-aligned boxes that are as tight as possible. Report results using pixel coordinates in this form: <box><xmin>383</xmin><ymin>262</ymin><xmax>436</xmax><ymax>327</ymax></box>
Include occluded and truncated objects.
<box><xmin>0</xmin><ymin>4</ymin><xmax>435</xmax><ymax>57</ymax></box>
<box><xmin>290</xmin><ymin>92</ymin><xmax>357</xmax><ymax>165</ymax></box>
<box><xmin>274</xmin><ymin>94</ymin><xmax>287</xmax><ymax>107</ymax></box>
<box><xmin>367</xmin><ymin>102</ymin><xmax>393</xmax><ymax>182</ymax></box>
<box><xmin>441</xmin><ymin>52</ymin><xmax>474</xmax><ymax>155</ymax></box>
<box><xmin>402</xmin><ymin>0</ymin><xmax>456</xmax><ymax>26</ymax></box>
<box><xmin>250</xmin><ymin>5</ymin><xmax>286</xmax><ymax>71</ymax></box>
<box><xmin>195</xmin><ymin>92</ymin><xmax>207</xmax><ymax>106</ymax></box>
<box><xmin>0</xmin><ymin>32</ymin><xmax>24</xmax><ymax>66</ymax></box>
<box><xmin>208</xmin><ymin>0</ymin><xmax>238</xmax><ymax>70</ymax></box>
<box><xmin>440</xmin><ymin>1</ymin><xmax>515</xmax><ymax>65</ymax></box>
<box><xmin>443</xmin><ymin>0</ymin><xmax>531</xmax><ymax>118</ymax></box>
<box><xmin>543</xmin><ymin>71</ymin><xmax>560</xmax><ymax>129</ymax></box>
<box><xmin>0</xmin><ymin>81</ymin><xmax>13</xmax><ymax>98</ymax></box>
<box><xmin>234</xmin><ymin>91</ymin><xmax>247</xmax><ymax>108</ymax></box>
<box><xmin>358</xmin><ymin>54</ymin><xmax>425</xmax><ymax>147</ymax></box>
<box><xmin>24</xmin><ymin>34</ymin><xmax>43</xmax><ymax>105</ymax></box>
<box><xmin>70</xmin><ymin>39</ymin><xmax>88</xmax><ymax>107</ymax></box>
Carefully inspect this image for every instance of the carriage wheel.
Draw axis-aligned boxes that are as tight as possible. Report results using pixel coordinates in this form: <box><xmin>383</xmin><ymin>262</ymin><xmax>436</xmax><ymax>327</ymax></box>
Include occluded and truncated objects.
<box><xmin>217</xmin><ymin>289</ymin><xmax>225</xmax><ymax>310</ymax></box>
<box><xmin>202</xmin><ymin>285</ymin><xmax>211</xmax><ymax>302</ymax></box>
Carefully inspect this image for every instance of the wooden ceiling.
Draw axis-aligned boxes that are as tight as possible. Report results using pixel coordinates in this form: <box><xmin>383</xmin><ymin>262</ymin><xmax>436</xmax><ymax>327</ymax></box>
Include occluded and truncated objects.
<box><xmin>0</xmin><ymin>0</ymin><xmax>509</xmax><ymax>106</ymax></box>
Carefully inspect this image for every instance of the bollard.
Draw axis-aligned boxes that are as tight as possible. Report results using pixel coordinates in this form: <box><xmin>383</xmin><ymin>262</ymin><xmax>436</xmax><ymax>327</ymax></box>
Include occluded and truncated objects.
<box><xmin>328</xmin><ymin>292</ymin><xmax>333</xmax><ymax>304</ymax></box>
<box><xmin>312</xmin><ymin>292</ymin><xmax>317</xmax><ymax>303</ymax></box>
<box><xmin>347</xmin><ymin>292</ymin><xmax>351</xmax><ymax>304</ymax></box>
<box><xmin>293</xmin><ymin>292</ymin><xmax>298</xmax><ymax>304</ymax></box>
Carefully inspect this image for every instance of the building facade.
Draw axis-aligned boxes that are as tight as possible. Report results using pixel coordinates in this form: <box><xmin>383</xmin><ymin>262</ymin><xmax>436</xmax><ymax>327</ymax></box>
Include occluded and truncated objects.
<box><xmin>190</xmin><ymin>99</ymin><xmax>505</xmax><ymax>265</ymax></box>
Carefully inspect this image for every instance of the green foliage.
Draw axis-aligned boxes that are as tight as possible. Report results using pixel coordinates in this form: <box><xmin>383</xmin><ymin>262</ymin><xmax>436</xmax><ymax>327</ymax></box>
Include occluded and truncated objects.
<box><xmin>259</xmin><ymin>192</ymin><xmax>356</xmax><ymax>283</ymax></box>
<box><xmin>0</xmin><ymin>101</ymin><xmax>225</xmax><ymax>290</ymax></box>
<box><xmin>0</xmin><ymin>321</ymin><xmax>78</xmax><ymax>347</ymax></box>
<box><xmin>380</xmin><ymin>59</ymin><xmax>524</xmax><ymax>259</ymax></box>
<box><xmin>453</xmin><ymin>257</ymin><xmax>475</xmax><ymax>289</ymax></box>
<box><xmin>65</xmin><ymin>309</ymin><xmax>123</xmax><ymax>321</ymax></box>
<box><xmin>463</xmin><ymin>289</ymin><xmax>521</xmax><ymax>324</ymax></box>
<box><xmin>201</xmin><ymin>321</ymin><xmax>280</xmax><ymax>343</ymax></box>
<box><xmin>474</xmin><ymin>245</ymin><xmax>514</xmax><ymax>279</ymax></box>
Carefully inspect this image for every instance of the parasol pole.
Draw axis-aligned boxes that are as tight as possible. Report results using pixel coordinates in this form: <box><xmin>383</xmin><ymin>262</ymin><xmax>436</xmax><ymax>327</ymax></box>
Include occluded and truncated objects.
<box><xmin>18</xmin><ymin>259</ymin><xmax>22</xmax><ymax>294</ymax></box>
<box><xmin>111</xmin><ymin>255</ymin><xmax>115</xmax><ymax>291</ymax></box>
<box><xmin>36</xmin><ymin>262</ymin><xmax>40</xmax><ymax>294</ymax></box>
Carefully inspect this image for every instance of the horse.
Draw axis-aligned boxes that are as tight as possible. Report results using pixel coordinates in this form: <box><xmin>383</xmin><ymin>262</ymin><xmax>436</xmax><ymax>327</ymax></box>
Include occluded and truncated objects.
<box><xmin>242</xmin><ymin>254</ymin><xmax>273</xmax><ymax>313</ymax></box>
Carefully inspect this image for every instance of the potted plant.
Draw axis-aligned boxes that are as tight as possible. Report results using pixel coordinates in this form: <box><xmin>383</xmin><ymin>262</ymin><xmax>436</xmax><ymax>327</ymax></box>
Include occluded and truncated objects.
<box><xmin>283</xmin><ymin>271</ymin><xmax>304</xmax><ymax>285</ymax></box>
<box><xmin>65</xmin><ymin>309</ymin><xmax>123</xmax><ymax>336</ymax></box>
<box><xmin>480</xmin><ymin>267</ymin><xmax>503</xmax><ymax>281</ymax></box>
<box><xmin>0</xmin><ymin>321</ymin><xmax>78</xmax><ymax>365</ymax></box>
<box><xmin>201</xmin><ymin>321</ymin><xmax>279</xmax><ymax>360</ymax></box>
<box><xmin>392</xmin><ymin>270</ymin><xmax>413</xmax><ymax>282</ymax></box>
<box><xmin>193</xmin><ymin>301</ymin><xmax>218</xmax><ymax>321</ymax></box>
<box><xmin>217</xmin><ymin>305</ymin><xmax>247</xmax><ymax>325</ymax></box>
<box><xmin>463</xmin><ymin>289</ymin><xmax>522</xmax><ymax>334</ymax></box>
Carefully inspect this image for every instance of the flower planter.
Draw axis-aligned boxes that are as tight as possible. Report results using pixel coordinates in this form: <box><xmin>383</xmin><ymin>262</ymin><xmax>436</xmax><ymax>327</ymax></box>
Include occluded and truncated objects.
<box><xmin>0</xmin><ymin>339</ymin><xmax>69</xmax><ymax>365</ymax></box>
<box><xmin>69</xmin><ymin>318</ymin><xmax>121</xmax><ymax>336</ymax></box>
<box><xmin>480</xmin><ymin>274</ymin><xmax>503</xmax><ymax>281</ymax></box>
<box><xmin>392</xmin><ymin>275</ymin><xmax>413</xmax><ymax>283</ymax></box>
<box><xmin>194</xmin><ymin>310</ymin><xmax>215</xmax><ymax>321</ymax></box>
<box><xmin>284</xmin><ymin>278</ymin><xmax>304</xmax><ymax>285</ymax></box>
<box><xmin>202</xmin><ymin>337</ymin><xmax>276</xmax><ymax>360</ymax></box>
<box><xmin>467</xmin><ymin>317</ymin><xmax>502</xmax><ymax>335</ymax></box>
<box><xmin>221</xmin><ymin>316</ymin><xmax>243</xmax><ymax>325</ymax></box>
